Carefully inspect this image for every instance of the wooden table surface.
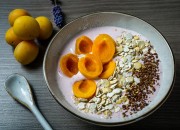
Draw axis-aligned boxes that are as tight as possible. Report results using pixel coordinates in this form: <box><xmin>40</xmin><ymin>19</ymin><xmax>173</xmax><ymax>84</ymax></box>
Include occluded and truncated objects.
<box><xmin>0</xmin><ymin>0</ymin><xmax>180</xmax><ymax>129</ymax></box>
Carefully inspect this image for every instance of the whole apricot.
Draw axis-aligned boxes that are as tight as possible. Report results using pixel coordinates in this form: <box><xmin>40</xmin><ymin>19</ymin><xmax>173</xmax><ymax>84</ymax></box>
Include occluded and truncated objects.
<box><xmin>36</xmin><ymin>16</ymin><xmax>53</xmax><ymax>40</ymax></box>
<box><xmin>5</xmin><ymin>27</ymin><xmax>22</xmax><ymax>47</ymax></box>
<box><xmin>8</xmin><ymin>9</ymin><xmax>30</xmax><ymax>26</ymax></box>
<box><xmin>14</xmin><ymin>41</ymin><xmax>39</xmax><ymax>65</ymax></box>
<box><xmin>13</xmin><ymin>16</ymin><xmax>40</xmax><ymax>40</ymax></box>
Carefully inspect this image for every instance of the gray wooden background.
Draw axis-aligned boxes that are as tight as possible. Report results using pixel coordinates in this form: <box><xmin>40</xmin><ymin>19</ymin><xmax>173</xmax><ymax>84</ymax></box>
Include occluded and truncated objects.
<box><xmin>0</xmin><ymin>0</ymin><xmax>180</xmax><ymax>129</ymax></box>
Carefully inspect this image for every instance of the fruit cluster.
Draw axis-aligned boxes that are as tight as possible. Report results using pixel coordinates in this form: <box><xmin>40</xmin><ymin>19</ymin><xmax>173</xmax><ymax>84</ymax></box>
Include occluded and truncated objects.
<box><xmin>5</xmin><ymin>9</ymin><xmax>53</xmax><ymax>65</ymax></box>
<box><xmin>59</xmin><ymin>34</ymin><xmax>116</xmax><ymax>99</ymax></box>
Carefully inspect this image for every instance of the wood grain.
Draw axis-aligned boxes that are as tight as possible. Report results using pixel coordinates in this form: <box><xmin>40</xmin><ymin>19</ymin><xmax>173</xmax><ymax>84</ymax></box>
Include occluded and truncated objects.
<box><xmin>0</xmin><ymin>0</ymin><xmax>180</xmax><ymax>129</ymax></box>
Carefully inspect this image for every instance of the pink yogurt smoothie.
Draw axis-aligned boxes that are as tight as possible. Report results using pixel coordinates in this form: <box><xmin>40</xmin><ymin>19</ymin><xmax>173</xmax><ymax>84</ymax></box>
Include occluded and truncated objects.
<box><xmin>56</xmin><ymin>26</ymin><xmax>161</xmax><ymax>119</ymax></box>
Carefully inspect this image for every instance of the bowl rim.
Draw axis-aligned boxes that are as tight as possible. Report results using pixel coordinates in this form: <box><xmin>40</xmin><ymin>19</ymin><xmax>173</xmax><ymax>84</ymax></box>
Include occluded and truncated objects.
<box><xmin>43</xmin><ymin>11</ymin><xmax>175</xmax><ymax>126</ymax></box>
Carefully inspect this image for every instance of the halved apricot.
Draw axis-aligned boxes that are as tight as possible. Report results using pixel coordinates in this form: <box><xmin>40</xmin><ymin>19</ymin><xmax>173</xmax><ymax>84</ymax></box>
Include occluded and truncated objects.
<box><xmin>75</xmin><ymin>36</ymin><xmax>93</xmax><ymax>54</ymax></box>
<box><xmin>73</xmin><ymin>79</ymin><xmax>97</xmax><ymax>99</ymax></box>
<box><xmin>92</xmin><ymin>34</ymin><xmax>115</xmax><ymax>64</ymax></box>
<box><xmin>99</xmin><ymin>60</ymin><xmax>116</xmax><ymax>79</ymax></box>
<box><xmin>78</xmin><ymin>54</ymin><xmax>103</xmax><ymax>79</ymax></box>
<box><xmin>59</xmin><ymin>53</ymin><xmax>79</xmax><ymax>77</ymax></box>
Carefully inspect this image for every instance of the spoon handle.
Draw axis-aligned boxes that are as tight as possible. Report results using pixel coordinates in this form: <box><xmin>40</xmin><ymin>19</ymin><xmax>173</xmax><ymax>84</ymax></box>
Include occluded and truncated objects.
<box><xmin>30</xmin><ymin>105</ymin><xmax>53</xmax><ymax>130</ymax></box>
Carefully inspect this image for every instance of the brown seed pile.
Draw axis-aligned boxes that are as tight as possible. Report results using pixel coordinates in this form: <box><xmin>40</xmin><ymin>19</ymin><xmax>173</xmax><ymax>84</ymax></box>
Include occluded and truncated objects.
<box><xmin>122</xmin><ymin>47</ymin><xmax>160</xmax><ymax>116</ymax></box>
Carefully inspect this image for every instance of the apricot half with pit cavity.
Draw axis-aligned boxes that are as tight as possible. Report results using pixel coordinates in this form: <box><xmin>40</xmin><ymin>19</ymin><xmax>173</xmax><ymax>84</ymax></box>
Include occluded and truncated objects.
<box><xmin>92</xmin><ymin>34</ymin><xmax>115</xmax><ymax>64</ymax></box>
<box><xmin>78</xmin><ymin>54</ymin><xmax>103</xmax><ymax>79</ymax></box>
<box><xmin>75</xmin><ymin>36</ymin><xmax>93</xmax><ymax>54</ymax></box>
<box><xmin>73</xmin><ymin>79</ymin><xmax>97</xmax><ymax>99</ymax></box>
<box><xmin>59</xmin><ymin>53</ymin><xmax>79</xmax><ymax>77</ymax></box>
<box><xmin>99</xmin><ymin>60</ymin><xmax>116</xmax><ymax>79</ymax></box>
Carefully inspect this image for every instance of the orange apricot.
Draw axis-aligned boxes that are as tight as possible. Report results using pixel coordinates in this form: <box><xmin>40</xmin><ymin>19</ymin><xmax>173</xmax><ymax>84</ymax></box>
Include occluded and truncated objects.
<box><xmin>99</xmin><ymin>60</ymin><xmax>116</xmax><ymax>79</ymax></box>
<box><xmin>78</xmin><ymin>54</ymin><xmax>103</xmax><ymax>79</ymax></box>
<box><xmin>5</xmin><ymin>27</ymin><xmax>22</xmax><ymax>47</ymax></box>
<box><xmin>75</xmin><ymin>36</ymin><xmax>93</xmax><ymax>54</ymax></box>
<box><xmin>59</xmin><ymin>53</ymin><xmax>79</xmax><ymax>77</ymax></box>
<box><xmin>73</xmin><ymin>79</ymin><xmax>97</xmax><ymax>99</ymax></box>
<box><xmin>92</xmin><ymin>34</ymin><xmax>115</xmax><ymax>64</ymax></box>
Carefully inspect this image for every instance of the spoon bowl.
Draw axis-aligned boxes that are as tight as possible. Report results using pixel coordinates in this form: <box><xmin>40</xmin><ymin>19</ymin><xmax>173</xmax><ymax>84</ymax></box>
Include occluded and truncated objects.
<box><xmin>5</xmin><ymin>74</ymin><xmax>52</xmax><ymax>130</ymax></box>
<box><xmin>5</xmin><ymin>74</ymin><xmax>34</xmax><ymax>108</ymax></box>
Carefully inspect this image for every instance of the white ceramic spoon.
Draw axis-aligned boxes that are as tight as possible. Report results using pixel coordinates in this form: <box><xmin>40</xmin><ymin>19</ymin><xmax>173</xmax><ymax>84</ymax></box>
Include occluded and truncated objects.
<box><xmin>5</xmin><ymin>74</ymin><xmax>53</xmax><ymax>130</ymax></box>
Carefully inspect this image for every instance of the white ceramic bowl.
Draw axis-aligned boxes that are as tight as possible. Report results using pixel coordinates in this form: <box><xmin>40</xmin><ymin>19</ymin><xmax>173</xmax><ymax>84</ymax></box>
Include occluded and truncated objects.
<box><xmin>43</xmin><ymin>12</ymin><xmax>175</xmax><ymax>126</ymax></box>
